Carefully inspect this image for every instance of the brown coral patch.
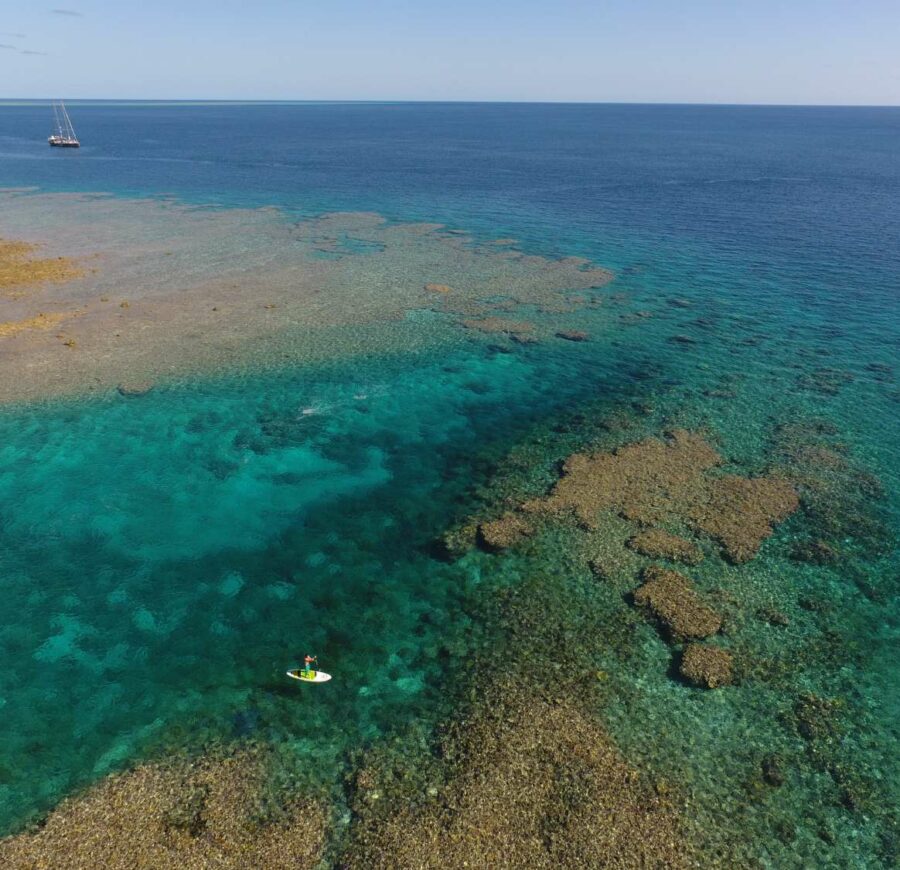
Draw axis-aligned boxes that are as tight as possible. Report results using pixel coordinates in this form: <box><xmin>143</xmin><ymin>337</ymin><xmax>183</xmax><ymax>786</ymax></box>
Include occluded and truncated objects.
<box><xmin>0</xmin><ymin>240</ymin><xmax>83</xmax><ymax>296</ymax></box>
<box><xmin>522</xmin><ymin>429</ymin><xmax>797</xmax><ymax>562</ymax></box>
<box><xmin>346</xmin><ymin>681</ymin><xmax>688</xmax><ymax>869</ymax></box>
<box><xmin>689</xmin><ymin>475</ymin><xmax>799</xmax><ymax>563</ymax></box>
<box><xmin>478</xmin><ymin>513</ymin><xmax>533</xmax><ymax>551</ymax></box>
<box><xmin>633</xmin><ymin>566</ymin><xmax>722</xmax><ymax>641</ymax></box>
<box><xmin>0</xmin><ymin>749</ymin><xmax>327</xmax><ymax>870</ymax></box>
<box><xmin>0</xmin><ymin>311</ymin><xmax>76</xmax><ymax>338</ymax></box>
<box><xmin>424</xmin><ymin>282</ymin><xmax>452</xmax><ymax>293</ymax></box>
<box><xmin>679</xmin><ymin>643</ymin><xmax>734</xmax><ymax>689</ymax></box>
<box><xmin>627</xmin><ymin>529</ymin><xmax>703</xmax><ymax>565</ymax></box>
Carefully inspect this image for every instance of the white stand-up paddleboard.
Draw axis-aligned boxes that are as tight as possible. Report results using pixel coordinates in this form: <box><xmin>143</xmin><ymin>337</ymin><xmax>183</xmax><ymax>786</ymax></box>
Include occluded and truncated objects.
<box><xmin>287</xmin><ymin>669</ymin><xmax>332</xmax><ymax>683</ymax></box>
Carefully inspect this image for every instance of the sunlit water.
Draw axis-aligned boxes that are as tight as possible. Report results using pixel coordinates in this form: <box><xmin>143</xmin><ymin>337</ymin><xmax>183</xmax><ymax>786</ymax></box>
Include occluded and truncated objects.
<box><xmin>0</xmin><ymin>103</ymin><xmax>897</xmax><ymax>864</ymax></box>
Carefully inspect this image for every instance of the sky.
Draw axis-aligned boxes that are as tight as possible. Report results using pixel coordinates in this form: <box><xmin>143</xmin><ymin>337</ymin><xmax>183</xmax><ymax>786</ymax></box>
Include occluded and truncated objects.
<box><xmin>0</xmin><ymin>1</ymin><xmax>898</xmax><ymax>104</ymax></box>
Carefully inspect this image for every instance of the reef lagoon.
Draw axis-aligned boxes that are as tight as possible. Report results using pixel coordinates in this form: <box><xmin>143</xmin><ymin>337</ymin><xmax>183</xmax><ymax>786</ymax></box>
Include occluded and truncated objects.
<box><xmin>0</xmin><ymin>103</ymin><xmax>897</xmax><ymax>868</ymax></box>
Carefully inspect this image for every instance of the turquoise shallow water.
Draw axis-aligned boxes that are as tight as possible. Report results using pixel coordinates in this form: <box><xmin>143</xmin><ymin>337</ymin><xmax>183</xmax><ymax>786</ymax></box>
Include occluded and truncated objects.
<box><xmin>0</xmin><ymin>103</ymin><xmax>898</xmax><ymax>863</ymax></box>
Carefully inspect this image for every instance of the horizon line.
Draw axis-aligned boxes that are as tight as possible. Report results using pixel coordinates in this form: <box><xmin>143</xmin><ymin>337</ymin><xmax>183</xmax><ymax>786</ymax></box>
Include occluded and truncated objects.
<box><xmin>1</xmin><ymin>98</ymin><xmax>899</xmax><ymax>109</ymax></box>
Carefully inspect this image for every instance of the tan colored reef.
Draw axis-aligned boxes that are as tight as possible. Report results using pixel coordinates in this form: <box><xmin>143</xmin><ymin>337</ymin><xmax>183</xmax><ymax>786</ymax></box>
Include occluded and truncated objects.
<box><xmin>0</xmin><ymin>749</ymin><xmax>326</xmax><ymax>870</ymax></box>
<box><xmin>0</xmin><ymin>311</ymin><xmax>77</xmax><ymax>338</ymax></box>
<box><xmin>347</xmin><ymin>680</ymin><xmax>689</xmax><ymax>869</ymax></box>
<box><xmin>627</xmin><ymin>528</ymin><xmax>704</xmax><ymax>565</ymax></box>
<box><xmin>0</xmin><ymin>193</ymin><xmax>613</xmax><ymax>405</ymax></box>
<box><xmin>633</xmin><ymin>566</ymin><xmax>722</xmax><ymax>640</ymax></box>
<box><xmin>0</xmin><ymin>240</ymin><xmax>83</xmax><ymax>297</ymax></box>
<box><xmin>477</xmin><ymin>513</ymin><xmax>534</xmax><ymax>551</ymax></box>
<box><xmin>679</xmin><ymin>643</ymin><xmax>734</xmax><ymax>689</ymax></box>
<box><xmin>518</xmin><ymin>429</ymin><xmax>797</xmax><ymax>563</ymax></box>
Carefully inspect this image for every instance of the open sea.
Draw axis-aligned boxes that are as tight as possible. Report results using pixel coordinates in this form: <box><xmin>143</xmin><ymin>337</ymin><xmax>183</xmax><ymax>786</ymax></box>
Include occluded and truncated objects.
<box><xmin>0</xmin><ymin>102</ymin><xmax>898</xmax><ymax>866</ymax></box>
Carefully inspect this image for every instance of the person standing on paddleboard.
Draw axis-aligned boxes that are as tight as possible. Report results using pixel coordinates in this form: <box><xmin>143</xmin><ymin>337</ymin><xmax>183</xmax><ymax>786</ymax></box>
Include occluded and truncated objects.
<box><xmin>303</xmin><ymin>655</ymin><xmax>317</xmax><ymax>677</ymax></box>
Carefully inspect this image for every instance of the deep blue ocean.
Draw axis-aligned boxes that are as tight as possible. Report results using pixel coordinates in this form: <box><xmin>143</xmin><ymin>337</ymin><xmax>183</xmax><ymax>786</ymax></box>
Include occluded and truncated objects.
<box><xmin>0</xmin><ymin>103</ymin><xmax>898</xmax><ymax>865</ymax></box>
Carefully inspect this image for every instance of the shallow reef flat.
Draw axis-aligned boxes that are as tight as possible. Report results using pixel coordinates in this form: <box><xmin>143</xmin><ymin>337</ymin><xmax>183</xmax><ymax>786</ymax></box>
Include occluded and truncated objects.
<box><xmin>0</xmin><ymin>191</ymin><xmax>612</xmax><ymax>404</ymax></box>
<box><xmin>346</xmin><ymin>677</ymin><xmax>689</xmax><ymax>869</ymax></box>
<box><xmin>0</xmin><ymin>746</ymin><xmax>327</xmax><ymax>870</ymax></box>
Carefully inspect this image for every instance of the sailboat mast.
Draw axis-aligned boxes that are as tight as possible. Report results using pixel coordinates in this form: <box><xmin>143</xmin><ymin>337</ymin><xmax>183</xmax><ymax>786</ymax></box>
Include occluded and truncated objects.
<box><xmin>61</xmin><ymin>102</ymin><xmax>76</xmax><ymax>139</ymax></box>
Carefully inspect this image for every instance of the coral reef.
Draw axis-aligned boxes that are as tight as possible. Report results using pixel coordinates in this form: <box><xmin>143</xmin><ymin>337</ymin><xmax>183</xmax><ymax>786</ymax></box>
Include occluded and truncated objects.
<box><xmin>689</xmin><ymin>474</ymin><xmax>799</xmax><ymax>563</ymax></box>
<box><xmin>345</xmin><ymin>679</ymin><xmax>689</xmax><ymax>869</ymax></box>
<box><xmin>679</xmin><ymin>643</ymin><xmax>733</xmax><ymax>689</ymax></box>
<box><xmin>0</xmin><ymin>748</ymin><xmax>327</xmax><ymax>870</ymax></box>
<box><xmin>0</xmin><ymin>194</ymin><xmax>617</xmax><ymax>404</ymax></box>
<box><xmin>0</xmin><ymin>311</ymin><xmax>75</xmax><ymax>339</ymax></box>
<box><xmin>633</xmin><ymin>566</ymin><xmax>722</xmax><ymax>641</ymax></box>
<box><xmin>519</xmin><ymin>429</ymin><xmax>797</xmax><ymax>562</ymax></box>
<box><xmin>462</xmin><ymin>317</ymin><xmax>534</xmax><ymax>340</ymax></box>
<box><xmin>477</xmin><ymin>513</ymin><xmax>533</xmax><ymax>551</ymax></box>
<box><xmin>0</xmin><ymin>240</ymin><xmax>83</xmax><ymax>296</ymax></box>
<box><xmin>627</xmin><ymin>529</ymin><xmax>703</xmax><ymax>565</ymax></box>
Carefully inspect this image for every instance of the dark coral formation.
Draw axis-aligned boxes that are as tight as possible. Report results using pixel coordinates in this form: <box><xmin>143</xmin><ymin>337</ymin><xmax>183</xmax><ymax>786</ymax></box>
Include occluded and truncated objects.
<box><xmin>633</xmin><ymin>566</ymin><xmax>722</xmax><ymax>641</ymax></box>
<box><xmin>345</xmin><ymin>680</ymin><xmax>689</xmax><ymax>869</ymax></box>
<box><xmin>796</xmin><ymin>367</ymin><xmax>854</xmax><ymax>395</ymax></box>
<box><xmin>117</xmin><ymin>379</ymin><xmax>155</xmax><ymax>397</ymax></box>
<box><xmin>461</xmin><ymin>317</ymin><xmax>534</xmax><ymax>340</ymax></box>
<box><xmin>772</xmin><ymin>421</ymin><xmax>889</xmax><ymax>566</ymax></box>
<box><xmin>679</xmin><ymin>643</ymin><xmax>734</xmax><ymax>689</ymax></box>
<box><xmin>627</xmin><ymin>529</ymin><xmax>703</xmax><ymax>565</ymax></box>
<box><xmin>0</xmin><ymin>749</ymin><xmax>326</xmax><ymax>870</ymax></box>
<box><xmin>555</xmin><ymin>329</ymin><xmax>589</xmax><ymax>341</ymax></box>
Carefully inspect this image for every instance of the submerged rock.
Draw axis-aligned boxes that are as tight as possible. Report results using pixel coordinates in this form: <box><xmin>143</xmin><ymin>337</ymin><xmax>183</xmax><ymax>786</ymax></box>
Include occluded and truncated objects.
<box><xmin>555</xmin><ymin>329</ymin><xmax>589</xmax><ymax>342</ymax></box>
<box><xmin>761</xmin><ymin>754</ymin><xmax>786</xmax><ymax>787</ymax></box>
<box><xmin>794</xmin><ymin>693</ymin><xmax>843</xmax><ymax>742</ymax></box>
<box><xmin>791</xmin><ymin>538</ymin><xmax>837</xmax><ymax>565</ymax></box>
<box><xmin>679</xmin><ymin>643</ymin><xmax>733</xmax><ymax>688</ymax></box>
<box><xmin>633</xmin><ymin>566</ymin><xmax>722</xmax><ymax>641</ymax></box>
<box><xmin>117</xmin><ymin>379</ymin><xmax>155</xmax><ymax>396</ymax></box>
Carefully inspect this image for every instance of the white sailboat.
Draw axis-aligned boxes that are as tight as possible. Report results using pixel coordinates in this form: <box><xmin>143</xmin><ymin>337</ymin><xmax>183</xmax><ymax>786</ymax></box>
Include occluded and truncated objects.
<box><xmin>48</xmin><ymin>100</ymin><xmax>80</xmax><ymax>148</ymax></box>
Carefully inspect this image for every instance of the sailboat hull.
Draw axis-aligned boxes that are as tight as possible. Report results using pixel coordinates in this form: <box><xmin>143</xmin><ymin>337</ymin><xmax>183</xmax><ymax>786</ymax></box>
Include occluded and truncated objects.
<box><xmin>49</xmin><ymin>137</ymin><xmax>80</xmax><ymax>148</ymax></box>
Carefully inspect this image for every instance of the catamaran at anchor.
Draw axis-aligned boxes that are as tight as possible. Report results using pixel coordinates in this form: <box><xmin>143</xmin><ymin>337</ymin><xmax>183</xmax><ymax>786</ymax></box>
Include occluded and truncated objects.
<box><xmin>48</xmin><ymin>100</ymin><xmax>80</xmax><ymax>147</ymax></box>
